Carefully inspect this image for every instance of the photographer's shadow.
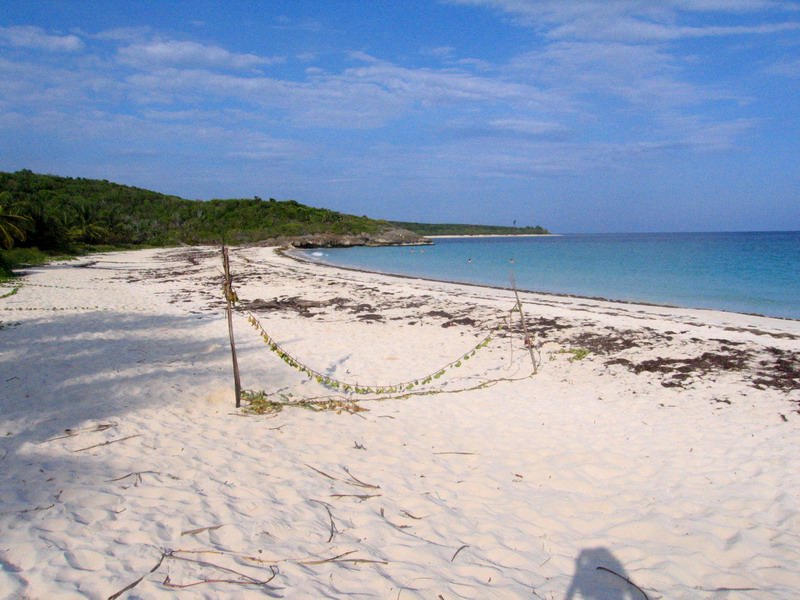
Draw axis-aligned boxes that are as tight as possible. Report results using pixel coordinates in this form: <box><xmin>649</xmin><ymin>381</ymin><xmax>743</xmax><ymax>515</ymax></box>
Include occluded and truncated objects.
<box><xmin>565</xmin><ymin>547</ymin><xmax>649</xmax><ymax>600</ymax></box>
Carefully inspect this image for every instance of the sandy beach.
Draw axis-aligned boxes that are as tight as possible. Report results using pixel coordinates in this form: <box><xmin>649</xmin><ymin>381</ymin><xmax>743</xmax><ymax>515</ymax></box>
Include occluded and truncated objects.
<box><xmin>1</xmin><ymin>245</ymin><xmax>799</xmax><ymax>599</ymax></box>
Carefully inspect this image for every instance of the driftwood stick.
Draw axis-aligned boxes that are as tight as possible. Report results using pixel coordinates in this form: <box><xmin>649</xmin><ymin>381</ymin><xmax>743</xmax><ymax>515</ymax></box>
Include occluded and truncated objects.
<box><xmin>299</xmin><ymin>550</ymin><xmax>387</xmax><ymax>565</ymax></box>
<box><xmin>163</xmin><ymin>573</ymin><xmax>275</xmax><ymax>589</ymax></box>
<box><xmin>181</xmin><ymin>524</ymin><xmax>224</xmax><ymax>536</ymax></box>
<box><xmin>108</xmin><ymin>552</ymin><xmax>166</xmax><ymax>599</ymax></box>
<box><xmin>46</xmin><ymin>422</ymin><xmax>117</xmax><ymax>442</ymax></box>
<box><xmin>330</xmin><ymin>493</ymin><xmax>382</xmax><ymax>502</ymax></box>
<box><xmin>166</xmin><ymin>551</ymin><xmax>274</xmax><ymax>583</ymax></box>
<box><xmin>510</xmin><ymin>272</ymin><xmax>538</xmax><ymax>374</ymax></box>
<box><xmin>107</xmin><ymin>470</ymin><xmax>158</xmax><ymax>483</ymax></box>
<box><xmin>451</xmin><ymin>544</ymin><xmax>469</xmax><ymax>562</ymax></box>
<box><xmin>306</xmin><ymin>464</ymin><xmax>381</xmax><ymax>489</ymax></box>
<box><xmin>0</xmin><ymin>503</ymin><xmax>55</xmax><ymax>516</ymax></box>
<box><xmin>342</xmin><ymin>466</ymin><xmax>381</xmax><ymax>489</ymax></box>
<box><xmin>596</xmin><ymin>566</ymin><xmax>650</xmax><ymax>600</ymax></box>
<box><xmin>73</xmin><ymin>434</ymin><xmax>141</xmax><ymax>453</ymax></box>
<box><xmin>310</xmin><ymin>499</ymin><xmax>340</xmax><ymax>543</ymax></box>
<box><xmin>306</xmin><ymin>464</ymin><xmax>339</xmax><ymax>482</ymax></box>
<box><xmin>299</xmin><ymin>550</ymin><xmax>357</xmax><ymax>565</ymax></box>
<box><xmin>221</xmin><ymin>245</ymin><xmax>242</xmax><ymax>408</ymax></box>
<box><xmin>400</xmin><ymin>510</ymin><xmax>424</xmax><ymax>520</ymax></box>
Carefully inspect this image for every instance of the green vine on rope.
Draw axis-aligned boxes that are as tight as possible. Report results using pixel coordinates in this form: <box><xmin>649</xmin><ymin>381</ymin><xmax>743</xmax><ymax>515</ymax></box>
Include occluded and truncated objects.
<box><xmin>1</xmin><ymin>305</ymin><xmax>108</xmax><ymax>311</ymax></box>
<box><xmin>244</xmin><ymin>311</ymin><xmax>507</xmax><ymax>396</ymax></box>
<box><xmin>0</xmin><ymin>285</ymin><xmax>21</xmax><ymax>299</ymax></box>
<box><xmin>1</xmin><ymin>282</ymin><xmax>112</xmax><ymax>291</ymax></box>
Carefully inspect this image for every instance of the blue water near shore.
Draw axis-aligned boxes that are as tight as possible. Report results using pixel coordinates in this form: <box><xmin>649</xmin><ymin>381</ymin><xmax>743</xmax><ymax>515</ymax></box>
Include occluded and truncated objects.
<box><xmin>299</xmin><ymin>232</ymin><xmax>800</xmax><ymax>320</ymax></box>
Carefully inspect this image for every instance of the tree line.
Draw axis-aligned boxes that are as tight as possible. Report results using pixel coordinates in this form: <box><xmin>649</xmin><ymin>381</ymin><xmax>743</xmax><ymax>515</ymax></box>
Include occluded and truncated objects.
<box><xmin>0</xmin><ymin>170</ymin><xmax>550</xmax><ymax>276</ymax></box>
<box><xmin>391</xmin><ymin>221</ymin><xmax>550</xmax><ymax>236</ymax></box>
<box><xmin>0</xmin><ymin>170</ymin><xmax>389</xmax><ymax>254</ymax></box>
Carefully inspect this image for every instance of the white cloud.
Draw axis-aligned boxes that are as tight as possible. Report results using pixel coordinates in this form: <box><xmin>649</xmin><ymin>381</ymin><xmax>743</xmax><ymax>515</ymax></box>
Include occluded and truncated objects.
<box><xmin>0</xmin><ymin>25</ymin><xmax>83</xmax><ymax>52</ymax></box>
<box><xmin>549</xmin><ymin>18</ymin><xmax>800</xmax><ymax>42</ymax></box>
<box><xmin>340</xmin><ymin>61</ymin><xmax>539</xmax><ymax>104</ymax></box>
<box><xmin>90</xmin><ymin>26</ymin><xmax>154</xmax><ymax>43</ymax></box>
<box><xmin>507</xmin><ymin>38</ymin><xmax>748</xmax><ymax>145</ymax></box>
<box><xmin>0</xmin><ymin>9</ymin><xmax>776</xmax><ymax>202</ymax></box>
<box><xmin>0</xmin><ymin>104</ymin><xmax>307</xmax><ymax>162</ymax></box>
<box><xmin>447</xmin><ymin>0</ymin><xmax>800</xmax><ymax>42</ymax></box>
<box><xmin>766</xmin><ymin>57</ymin><xmax>800</xmax><ymax>76</ymax></box>
<box><xmin>422</xmin><ymin>46</ymin><xmax>456</xmax><ymax>59</ymax></box>
<box><xmin>118</xmin><ymin>40</ymin><xmax>284</xmax><ymax>70</ymax></box>
<box><xmin>488</xmin><ymin>118</ymin><xmax>567</xmax><ymax>135</ymax></box>
<box><xmin>347</xmin><ymin>50</ymin><xmax>382</xmax><ymax>64</ymax></box>
<box><xmin>669</xmin><ymin>0</ymin><xmax>789</xmax><ymax>12</ymax></box>
<box><xmin>0</xmin><ymin>56</ymin><xmax>122</xmax><ymax>110</ymax></box>
<box><xmin>117</xmin><ymin>52</ymin><xmax>553</xmax><ymax>129</ymax></box>
<box><xmin>269</xmin><ymin>16</ymin><xmax>324</xmax><ymax>33</ymax></box>
<box><xmin>664</xmin><ymin>115</ymin><xmax>760</xmax><ymax>150</ymax></box>
<box><xmin>454</xmin><ymin>57</ymin><xmax>495</xmax><ymax>71</ymax></box>
<box><xmin>441</xmin><ymin>116</ymin><xmax>570</xmax><ymax>141</ymax></box>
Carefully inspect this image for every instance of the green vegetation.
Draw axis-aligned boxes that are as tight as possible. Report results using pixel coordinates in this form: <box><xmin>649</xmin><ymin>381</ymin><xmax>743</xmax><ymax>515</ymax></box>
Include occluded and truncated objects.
<box><xmin>0</xmin><ymin>170</ymin><xmax>398</xmax><ymax>274</ymax></box>
<box><xmin>2</xmin><ymin>246</ymin><xmax>78</xmax><ymax>272</ymax></box>
<box><xmin>558</xmin><ymin>348</ymin><xmax>591</xmax><ymax>361</ymax></box>
<box><xmin>240</xmin><ymin>390</ymin><xmax>368</xmax><ymax>415</ymax></box>
<box><xmin>0</xmin><ymin>203</ymin><xmax>29</xmax><ymax>249</ymax></box>
<box><xmin>246</xmin><ymin>310</ymin><xmax>498</xmax><ymax>396</ymax></box>
<box><xmin>0</xmin><ymin>170</ymin><xmax>392</xmax><ymax>247</ymax></box>
<box><xmin>241</xmin><ymin>390</ymin><xmax>286</xmax><ymax>415</ymax></box>
<box><xmin>391</xmin><ymin>221</ymin><xmax>549</xmax><ymax>236</ymax></box>
<box><xmin>0</xmin><ymin>285</ymin><xmax>21</xmax><ymax>299</ymax></box>
<box><xmin>0</xmin><ymin>170</ymin><xmax>551</xmax><ymax>277</ymax></box>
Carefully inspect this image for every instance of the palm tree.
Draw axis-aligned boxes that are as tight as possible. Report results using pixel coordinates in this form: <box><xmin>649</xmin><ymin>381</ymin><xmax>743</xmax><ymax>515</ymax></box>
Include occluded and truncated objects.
<box><xmin>14</xmin><ymin>195</ymin><xmax>70</xmax><ymax>250</ymax></box>
<box><xmin>65</xmin><ymin>200</ymin><xmax>110</xmax><ymax>243</ymax></box>
<box><xmin>0</xmin><ymin>204</ymin><xmax>29</xmax><ymax>249</ymax></box>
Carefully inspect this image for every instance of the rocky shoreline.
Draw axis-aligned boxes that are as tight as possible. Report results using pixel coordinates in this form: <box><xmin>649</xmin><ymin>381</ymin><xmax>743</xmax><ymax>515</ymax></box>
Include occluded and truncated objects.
<box><xmin>252</xmin><ymin>227</ymin><xmax>431</xmax><ymax>249</ymax></box>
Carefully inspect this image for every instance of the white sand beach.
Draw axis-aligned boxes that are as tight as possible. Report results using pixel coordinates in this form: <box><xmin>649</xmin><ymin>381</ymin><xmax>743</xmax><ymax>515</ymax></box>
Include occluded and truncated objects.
<box><xmin>1</xmin><ymin>245</ymin><xmax>799</xmax><ymax>599</ymax></box>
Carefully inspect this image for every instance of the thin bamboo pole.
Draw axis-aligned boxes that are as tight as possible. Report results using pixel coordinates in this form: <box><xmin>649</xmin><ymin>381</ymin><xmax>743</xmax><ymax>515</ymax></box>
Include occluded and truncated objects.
<box><xmin>510</xmin><ymin>272</ymin><xmax>538</xmax><ymax>375</ymax></box>
<box><xmin>222</xmin><ymin>245</ymin><xmax>242</xmax><ymax>407</ymax></box>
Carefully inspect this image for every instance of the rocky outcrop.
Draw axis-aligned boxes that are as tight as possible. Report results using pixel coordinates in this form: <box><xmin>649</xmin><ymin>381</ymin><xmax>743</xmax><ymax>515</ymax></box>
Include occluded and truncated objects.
<box><xmin>257</xmin><ymin>227</ymin><xmax>432</xmax><ymax>248</ymax></box>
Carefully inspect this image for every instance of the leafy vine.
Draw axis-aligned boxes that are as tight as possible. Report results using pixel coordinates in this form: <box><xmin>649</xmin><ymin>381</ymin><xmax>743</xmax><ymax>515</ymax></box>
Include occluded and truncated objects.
<box><xmin>244</xmin><ymin>311</ymin><xmax>508</xmax><ymax>396</ymax></box>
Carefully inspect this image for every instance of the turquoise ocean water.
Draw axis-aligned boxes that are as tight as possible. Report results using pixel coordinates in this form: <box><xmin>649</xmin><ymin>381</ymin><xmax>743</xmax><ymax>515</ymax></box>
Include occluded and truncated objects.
<box><xmin>299</xmin><ymin>232</ymin><xmax>800</xmax><ymax>320</ymax></box>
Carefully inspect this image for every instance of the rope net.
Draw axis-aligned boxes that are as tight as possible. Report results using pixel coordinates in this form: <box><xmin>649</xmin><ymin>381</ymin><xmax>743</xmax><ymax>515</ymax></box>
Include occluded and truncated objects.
<box><xmin>242</xmin><ymin>310</ymin><xmax>517</xmax><ymax>397</ymax></box>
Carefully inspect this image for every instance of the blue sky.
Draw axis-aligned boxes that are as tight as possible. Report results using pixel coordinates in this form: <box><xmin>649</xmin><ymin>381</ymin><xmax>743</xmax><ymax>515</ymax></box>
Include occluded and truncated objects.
<box><xmin>1</xmin><ymin>0</ymin><xmax>799</xmax><ymax>232</ymax></box>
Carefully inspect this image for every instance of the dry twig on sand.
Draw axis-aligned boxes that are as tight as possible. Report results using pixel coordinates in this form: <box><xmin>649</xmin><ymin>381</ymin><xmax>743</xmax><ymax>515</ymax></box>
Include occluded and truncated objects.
<box><xmin>107</xmin><ymin>549</ymin><xmax>278</xmax><ymax>599</ymax></box>
<box><xmin>450</xmin><ymin>544</ymin><xmax>469</xmax><ymax>562</ymax></box>
<box><xmin>181</xmin><ymin>524</ymin><xmax>224</xmax><ymax>536</ymax></box>
<box><xmin>305</xmin><ymin>464</ymin><xmax>381</xmax><ymax>489</ymax></box>
<box><xmin>309</xmin><ymin>499</ymin><xmax>340</xmax><ymax>543</ymax></box>
<box><xmin>330</xmin><ymin>493</ymin><xmax>382</xmax><ymax>502</ymax></box>
<box><xmin>596</xmin><ymin>566</ymin><xmax>650</xmax><ymax>600</ymax></box>
<box><xmin>106</xmin><ymin>470</ymin><xmax>159</xmax><ymax>486</ymax></box>
<box><xmin>299</xmin><ymin>550</ymin><xmax>388</xmax><ymax>566</ymax></box>
<box><xmin>73</xmin><ymin>434</ymin><xmax>141</xmax><ymax>452</ymax></box>
<box><xmin>45</xmin><ymin>422</ymin><xmax>117</xmax><ymax>442</ymax></box>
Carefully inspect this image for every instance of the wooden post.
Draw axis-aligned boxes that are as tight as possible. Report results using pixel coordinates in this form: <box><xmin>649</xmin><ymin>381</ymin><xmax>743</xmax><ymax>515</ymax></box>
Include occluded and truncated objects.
<box><xmin>222</xmin><ymin>245</ymin><xmax>242</xmax><ymax>407</ymax></box>
<box><xmin>510</xmin><ymin>272</ymin><xmax>538</xmax><ymax>375</ymax></box>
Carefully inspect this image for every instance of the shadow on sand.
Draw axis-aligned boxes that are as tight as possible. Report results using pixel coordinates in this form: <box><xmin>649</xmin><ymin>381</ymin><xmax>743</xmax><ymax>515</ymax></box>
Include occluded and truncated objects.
<box><xmin>0</xmin><ymin>310</ymin><xmax>226</xmax><ymax>447</ymax></box>
<box><xmin>565</xmin><ymin>547</ymin><xmax>649</xmax><ymax>600</ymax></box>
